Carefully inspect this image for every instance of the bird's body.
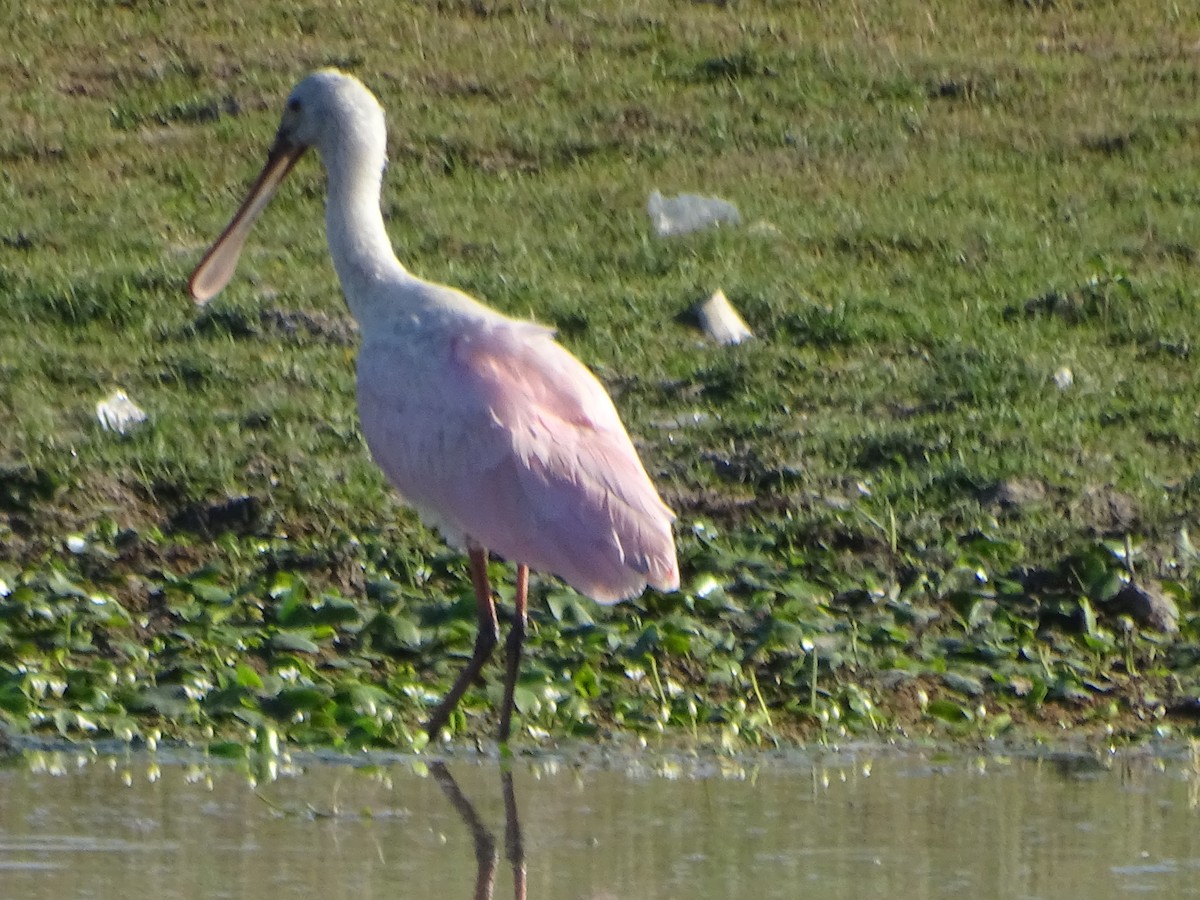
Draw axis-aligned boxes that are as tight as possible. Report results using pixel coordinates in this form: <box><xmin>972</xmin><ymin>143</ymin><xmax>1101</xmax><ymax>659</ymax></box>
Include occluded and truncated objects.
<box><xmin>357</xmin><ymin>301</ymin><xmax>677</xmax><ymax>602</ymax></box>
<box><xmin>188</xmin><ymin>70</ymin><xmax>678</xmax><ymax>740</ymax></box>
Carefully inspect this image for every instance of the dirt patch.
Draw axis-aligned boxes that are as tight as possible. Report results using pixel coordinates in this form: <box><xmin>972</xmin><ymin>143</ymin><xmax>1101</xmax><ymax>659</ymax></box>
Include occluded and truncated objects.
<box><xmin>260</xmin><ymin>308</ymin><xmax>358</xmax><ymax>347</ymax></box>
<box><xmin>169</xmin><ymin>494</ymin><xmax>265</xmax><ymax>539</ymax></box>
<box><xmin>979</xmin><ymin>476</ymin><xmax>1049</xmax><ymax>512</ymax></box>
<box><xmin>1069</xmin><ymin>484</ymin><xmax>1139</xmax><ymax>535</ymax></box>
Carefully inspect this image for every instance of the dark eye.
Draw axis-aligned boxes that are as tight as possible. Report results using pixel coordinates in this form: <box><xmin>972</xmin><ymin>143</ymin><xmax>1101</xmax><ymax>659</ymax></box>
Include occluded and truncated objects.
<box><xmin>287</xmin><ymin>98</ymin><xmax>302</xmax><ymax>113</ymax></box>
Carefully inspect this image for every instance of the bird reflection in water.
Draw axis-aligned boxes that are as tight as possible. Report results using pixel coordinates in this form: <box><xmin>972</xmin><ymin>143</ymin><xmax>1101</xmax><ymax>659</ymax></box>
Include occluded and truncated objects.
<box><xmin>430</xmin><ymin>763</ymin><xmax>526</xmax><ymax>900</ymax></box>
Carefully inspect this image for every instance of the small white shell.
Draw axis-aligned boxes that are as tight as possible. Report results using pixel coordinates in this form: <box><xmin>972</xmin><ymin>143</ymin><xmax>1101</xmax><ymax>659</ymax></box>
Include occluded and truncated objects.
<box><xmin>96</xmin><ymin>390</ymin><xmax>148</xmax><ymax>434</ymax></box>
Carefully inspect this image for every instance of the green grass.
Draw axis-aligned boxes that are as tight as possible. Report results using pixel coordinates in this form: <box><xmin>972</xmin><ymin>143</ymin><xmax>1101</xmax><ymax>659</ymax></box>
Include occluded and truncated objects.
<box><xmin>3</xmin><ymin>1</ymin><xmax>1200</xmax><ymax>750</ymax></box>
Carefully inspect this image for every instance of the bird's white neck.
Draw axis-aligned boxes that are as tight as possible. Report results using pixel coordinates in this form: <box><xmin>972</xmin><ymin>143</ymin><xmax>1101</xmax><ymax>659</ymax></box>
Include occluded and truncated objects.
<box><xmin>321</xmin><ymin>130</ymin><xmax>407</xmax><ymax>323</ymax></box>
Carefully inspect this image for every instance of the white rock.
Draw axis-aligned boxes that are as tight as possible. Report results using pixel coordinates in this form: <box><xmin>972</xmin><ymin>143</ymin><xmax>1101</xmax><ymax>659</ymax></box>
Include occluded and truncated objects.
<box><xmin>695</xmin><ymin>289</ymin><xmax>754</xmax><ymax>345</ymax></box>
<box><xmin>647</xmin><ymin>189</ymin><xmax>741</xmax><ymax>237</ymax></box>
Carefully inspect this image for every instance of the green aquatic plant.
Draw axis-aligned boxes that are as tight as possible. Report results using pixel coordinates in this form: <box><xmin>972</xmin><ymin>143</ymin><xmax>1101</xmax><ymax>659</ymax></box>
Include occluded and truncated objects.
<box><xmin>4</xmin><ymin>0</ymin><xmax>1200</xmax><ymax>749</ymax></box>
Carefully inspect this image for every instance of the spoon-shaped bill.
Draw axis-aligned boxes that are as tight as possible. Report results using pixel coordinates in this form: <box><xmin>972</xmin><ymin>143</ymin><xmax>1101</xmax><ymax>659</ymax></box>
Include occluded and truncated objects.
<box><xmin>188</xmin><ymin>141</ymin><xmax>307</xmax><ymax>305</ymax></box>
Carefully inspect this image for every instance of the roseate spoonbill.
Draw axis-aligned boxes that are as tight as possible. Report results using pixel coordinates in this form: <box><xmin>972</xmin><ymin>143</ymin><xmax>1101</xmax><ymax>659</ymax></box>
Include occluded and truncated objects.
<box><xmin>188</xmin><ymin>69</ymin><xmax>679</xmax><ymax>742</ymax></box>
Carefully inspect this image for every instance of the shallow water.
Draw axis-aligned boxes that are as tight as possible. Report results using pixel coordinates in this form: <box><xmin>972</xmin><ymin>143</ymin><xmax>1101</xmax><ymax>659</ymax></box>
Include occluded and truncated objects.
<box><xmin>2</xmin><ymin>745</ymin><xmax>1199</xmax><ymax>899</ymax></box>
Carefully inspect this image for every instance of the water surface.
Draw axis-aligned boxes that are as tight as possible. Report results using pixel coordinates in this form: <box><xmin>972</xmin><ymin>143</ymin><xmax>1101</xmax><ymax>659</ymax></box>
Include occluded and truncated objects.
<box><xmin>2</xmin><ymin>745</ymin><xmax>1198</xmax><ymax>898</ymax></box>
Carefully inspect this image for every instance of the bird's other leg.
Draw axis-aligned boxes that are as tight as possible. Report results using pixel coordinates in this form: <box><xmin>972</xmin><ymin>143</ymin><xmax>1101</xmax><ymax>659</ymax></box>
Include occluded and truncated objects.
<box><xmin>424</xmin><ymin>547</ymin><xmax>499</xmax><ymax>739</ymax></box>
<box><xmin>497</xmin><ymin>564</ymin><xmax>529</xmax><ymax>743</ymax></box>
<box><xmin>501</xmin><ymin>769</ymin><xmax>526</xmax><ymax>900</ymax></box>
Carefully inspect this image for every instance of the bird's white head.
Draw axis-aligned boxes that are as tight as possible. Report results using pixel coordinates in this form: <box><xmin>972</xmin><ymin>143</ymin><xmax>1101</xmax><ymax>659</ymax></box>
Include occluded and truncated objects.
<box><xmin>274</xmin><ymin>69</ymin><xmax>386</xmax><ymax>166</ymax></box>
<box><xmin>188</xmin><ymin>69</ymin><xmax>387</xmax><ymax>305</ymax></box>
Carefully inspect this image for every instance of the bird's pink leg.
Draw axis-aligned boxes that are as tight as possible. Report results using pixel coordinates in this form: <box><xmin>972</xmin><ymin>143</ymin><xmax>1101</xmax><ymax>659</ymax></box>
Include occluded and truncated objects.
<box><xmin>424</xmin><ymin>547</ymin><xmax>499</xmax><ymax>738</ymax></box>
<box><xmin>497</xmin><ymin>564</ymin><xmax>529</xmax><ymax>742</ymax></box>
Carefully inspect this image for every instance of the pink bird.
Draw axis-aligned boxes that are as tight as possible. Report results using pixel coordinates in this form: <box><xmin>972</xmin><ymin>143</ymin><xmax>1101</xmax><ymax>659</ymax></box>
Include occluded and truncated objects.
<box><xmin>188</xmin><ymin>69</ymin><xmax>679</xmax><ymax>742</ymax></box>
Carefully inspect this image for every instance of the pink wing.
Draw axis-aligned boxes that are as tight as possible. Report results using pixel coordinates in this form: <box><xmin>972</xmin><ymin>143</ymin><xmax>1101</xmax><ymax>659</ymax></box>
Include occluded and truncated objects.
<box><xmin>357</xmin><ymin>320</ymin><xmax>679</xmax><ymax>603</ymax></box>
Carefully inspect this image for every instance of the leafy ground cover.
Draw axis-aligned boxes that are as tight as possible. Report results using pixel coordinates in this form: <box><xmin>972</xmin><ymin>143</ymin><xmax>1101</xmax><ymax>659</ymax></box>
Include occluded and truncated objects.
<box><xmin>2</xmin><ymin>1</ymin><xmax>1200</xmax><ymax>751</ymax></box>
